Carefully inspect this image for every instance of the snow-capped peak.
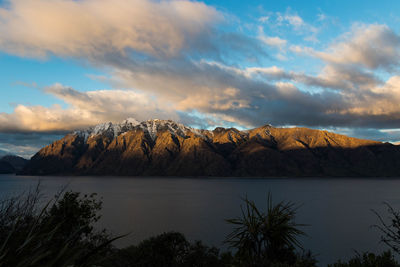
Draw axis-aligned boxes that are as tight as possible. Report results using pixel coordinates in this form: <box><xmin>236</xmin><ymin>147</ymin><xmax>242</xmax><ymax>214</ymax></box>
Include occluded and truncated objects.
<box><xmin>123</xmin><ymin>117</ymin><xmax>140</xmax><ymax>126</ymax></box>
<box><xmin>74</xmin><ymin>118</ymin><xmax>201</xmax><ymax>141</ymax></box>
<box><xmin>138</xmin><ymin>119</ymin><xmax>192</xmax><ymax>140</ymax></box>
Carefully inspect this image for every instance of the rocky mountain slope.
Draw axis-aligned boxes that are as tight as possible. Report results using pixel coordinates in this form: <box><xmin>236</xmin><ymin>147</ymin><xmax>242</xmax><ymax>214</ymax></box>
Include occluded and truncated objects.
<box><xmin>21</xmin><ymin>119</ymin><xmax>400</xmax><ymax>177</ymax></box>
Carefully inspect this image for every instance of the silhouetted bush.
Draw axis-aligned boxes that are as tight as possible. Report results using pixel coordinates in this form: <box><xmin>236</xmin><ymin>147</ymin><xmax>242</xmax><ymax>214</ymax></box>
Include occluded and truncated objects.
<box><xmin>103</xmin><ymin>231</ymin><xmax>232</xmax><ymax>267</ymax></box>
<box><xmin>224</xmin><ymin>194</ymin><xmax>316</xmax><ymax>267</ymax></box>
<box><xmin>0</xmin><ymin>185</ymin><xmax>119</xmax><ymax>267</ymax></box>
<box><xmin>329</xmin><ymin>203</ymin><xmax>400</xmax><ymax>267</ymax></box>
<box><xmin>373</xmin><ymin>203</ymin><xmax>400</xmax><ymax>255</ymax></box>
<box><xmin>328</xmin><ymin>251</ymin><xmax>399</xmax><ymax>267</ymax></box>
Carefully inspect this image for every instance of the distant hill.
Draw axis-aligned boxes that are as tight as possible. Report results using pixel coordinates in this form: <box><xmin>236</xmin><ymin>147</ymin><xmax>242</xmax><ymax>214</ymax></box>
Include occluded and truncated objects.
<box><xmin>21</xmin><ymin>118</ymin><xmax>400</xmax><ymax>177</ymax></box>
<box><xmin>0</xmin><ymin>154</ymin><xmax>29</xmax><ymax>174</ymax></box>
<box><xmin>1</xmin><ymin>155</ymin><xmax>29</xmax><ymax>172</ymax></box>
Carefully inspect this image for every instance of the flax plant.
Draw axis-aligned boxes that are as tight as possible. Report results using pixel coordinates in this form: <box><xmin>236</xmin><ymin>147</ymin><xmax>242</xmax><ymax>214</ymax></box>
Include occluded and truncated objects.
<box><xmin>225</xmin><ymin>194</ymin><xmax>307</xmax><ymax>266</ymax></box>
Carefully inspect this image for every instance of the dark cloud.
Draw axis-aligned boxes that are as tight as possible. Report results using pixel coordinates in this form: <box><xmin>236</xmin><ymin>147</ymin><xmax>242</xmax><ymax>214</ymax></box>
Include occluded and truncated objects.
<box><xmin>0</xmin><ymin>132</ymin><xmax>65</xmax><ymax>158</ymax></box>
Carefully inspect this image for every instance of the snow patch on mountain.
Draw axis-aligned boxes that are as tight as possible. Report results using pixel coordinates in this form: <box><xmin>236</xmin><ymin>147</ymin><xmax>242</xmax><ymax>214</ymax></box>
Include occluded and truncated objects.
<box><xmin>74</xmin><ymin>118</ymin><xmax>202</xmax><ymax>141</ymax></box>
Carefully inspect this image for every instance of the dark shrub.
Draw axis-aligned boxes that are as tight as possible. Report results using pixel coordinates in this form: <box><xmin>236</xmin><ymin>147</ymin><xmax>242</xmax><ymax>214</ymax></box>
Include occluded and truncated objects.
<box><xmin>104</xmin><ymin>231</ymin><xmax>231</xmax><ymax>267</ymax></box>
<box><xmin>0</xmin><ymin>185</ymin><xmax>118</xmax><ymax>267</ymax></box>
<box><xmin>329</xmin><ymin>251</ymin><xmax>399</xmax><ymax>267</ymax></box>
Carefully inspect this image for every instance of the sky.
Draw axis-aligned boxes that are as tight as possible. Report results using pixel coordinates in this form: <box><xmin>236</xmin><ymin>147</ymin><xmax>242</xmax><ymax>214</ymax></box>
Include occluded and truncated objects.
<box><xmin>2</xmin><ymin>0</ymin><xmax>400</xmax><ymax>157</ymax></box>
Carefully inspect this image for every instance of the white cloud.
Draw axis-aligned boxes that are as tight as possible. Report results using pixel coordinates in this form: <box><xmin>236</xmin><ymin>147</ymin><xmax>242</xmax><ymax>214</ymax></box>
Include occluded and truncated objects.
<box><xmin>0</xmin><ymin>0</ymin><xmax>219</xmax><ymax>59</ymax></box>
<box><xmin>0</xmin><ymin>84</ymin><xmax>179</xmax><ymax>132</ymax></box>
<box><xmin>345</xmin><ymin>76</ymin><xmax>400</xmax><ymax>115</ymax></box>
<box><xmin>258</xmin><ymin>16</ymin><xmax>269</xmax><ymax>23</ymax></box>
<box><xmin>275</xmin><ymin>11</ymin><xmax>319</xmax><ymax>42</ymax></box>
<box><xmin>295</xmin><ymin>24</ymin><xmax>400</xmax><ymax>70</ymax></box>
<box><xmin>259</xmin><ymin>35</ymin><xmax>287</xmax><ymax>48</ymax></box>
<box><xmin>287</xmin><ymin>24</ymin><xmax>400</xmax><ymax>91</ymax></box>
<box><xmin>246</xmin><ymin>66</ymin><xmax>289</xmax><ymax>79</ymax></box>
<box><xmin>283</xmin><ymin>14</ymin><xmax>305</xmax><ymax>28</ymax></box>
<box><xmin>257</xmin><ymin>26</ymin><xmax>287</xmax><ymax>57</ymax></box>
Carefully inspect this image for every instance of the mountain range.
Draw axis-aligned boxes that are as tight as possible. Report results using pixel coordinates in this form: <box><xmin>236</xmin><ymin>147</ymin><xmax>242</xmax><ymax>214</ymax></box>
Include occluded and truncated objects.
<box><xmin>21</xmin><ymin>118</ymin><xmax>400</xmax><ymax>177</ymax></box>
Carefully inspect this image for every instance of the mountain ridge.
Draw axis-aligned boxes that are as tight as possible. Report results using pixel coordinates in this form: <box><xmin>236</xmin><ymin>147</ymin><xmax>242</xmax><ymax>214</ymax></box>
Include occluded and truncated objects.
<box><xmin>21</xmin><ymin>119</ymin><xmax>400</xmax><ymax>177</ymax></box>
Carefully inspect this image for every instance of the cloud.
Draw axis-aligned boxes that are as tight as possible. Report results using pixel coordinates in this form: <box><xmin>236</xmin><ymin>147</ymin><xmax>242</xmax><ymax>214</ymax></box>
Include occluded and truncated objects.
<box><xmin>0</xmin><ymin>0</ymin><xmax>219</xmax><ymax>59</ymax></box>
<box><xmin>238</xmin><ymin>23</ymin><xmax>400</xmax><ymax>128</ymax></box>
<box><xmin>245</xmin><ymin>64</ymin><xmax>380</xmax><ymax>91</ymax></box>
<box><xmin>298</xmin><ymin>65</ymin><xmax>381</xmax><ymax>91</ymax></box>
<box><xmin>279</xmin><ymin>14</ymin><xmax>305</xmax><ymax>28</ymax></box>
<box><xmin>0</xmin><ymin>0</ymin><xmax>269</xmax><ymax>67</ymax></box>
<box><xmin>317</xmin><ymin>24</ymin><xmax>400</xmax><ymax>70</ymax></box>
<box><xmin>286</xmin><ymin>24</ymin><xmax>400</xmax><ymax>93</ymax></box>
<box><xmin>259</xmin><ymin>35</ymin><xmax>287</xmax><ymax>48</ymax></box>
<box><xmin>343</xmin><ymin>76</ymin><xmax>400</xmax><ymax>116</ymax></box>
<box><xmin>100</xmin><ymin>58</ymin><xmax>366</xmax><ymax>128</ymax></box>
<box><xmin>293</xmin><ymin>24</ymin><xmax>400</xmax><ymax>71</ymax></box>
<box><xmin>245</xmin><ymin>66</ymin><xmax>292</xmax><ymax>81</ymax></box>
<box><xmin>258</xmin><ymin>16</ymin><xmax>270</xmax><ymax>23</ymax></box>
<box><xmin>257</xmin><ymin>26</ymin><xmax>287</xmax><ymax>60</ymax></box>
<box><xmin>275</xmin><ymin>10</ymin><xmax>319</xmax><ymax>42</ymax></box>
<box><xmin>3</xmin><ymin>57</ymin><xmax>400</xmax><ymax>138</ymax></box>
<box><xmin>0</xmin><ymin>58</ymin><xmax>350</xmax><ymax>132</ymax></box>
<box><xmin>0</xmin><ymin>132</ymin><xmax>63</xmax><ymax>158</ymax></box>
<box><xmin>0</xmin><ymin>84</ymin><xmax>179</xmax><ymax>132</ymax></box>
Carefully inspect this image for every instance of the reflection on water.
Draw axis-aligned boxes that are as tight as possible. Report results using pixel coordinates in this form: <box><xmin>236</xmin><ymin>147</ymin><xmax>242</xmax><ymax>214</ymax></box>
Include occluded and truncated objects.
<box><xmin>0</xmin><ymin>174</ymin><xmax>399</xmax><ymax>265</ymax></box>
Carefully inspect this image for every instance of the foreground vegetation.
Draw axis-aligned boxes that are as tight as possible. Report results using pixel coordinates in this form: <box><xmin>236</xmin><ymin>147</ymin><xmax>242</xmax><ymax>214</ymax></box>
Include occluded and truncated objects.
<box><xmin>0</xmin><ymin>186</ymin><xmax>399</xmax><ymax>267</ymax></box>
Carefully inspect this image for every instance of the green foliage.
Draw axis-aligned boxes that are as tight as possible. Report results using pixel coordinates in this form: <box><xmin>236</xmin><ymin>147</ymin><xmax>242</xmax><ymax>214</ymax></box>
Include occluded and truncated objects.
<box><xmin>0</xmin><ymin>185</ymin><xmax>119</xmax><ymax>267</ymax></box>
<box><xmin>225</xmin><ymin>194</ymin><xmax>315</xmax><ymax>267</ymax></box>
<box><xmin>328</xmin><ymin>251</ymin><xmax>399</xmax><ymax>267</ymax></box>
<box><xmin>103</xmin><ymin>231</ymin><xmax>231</xmax><ymax>267</ymax></box>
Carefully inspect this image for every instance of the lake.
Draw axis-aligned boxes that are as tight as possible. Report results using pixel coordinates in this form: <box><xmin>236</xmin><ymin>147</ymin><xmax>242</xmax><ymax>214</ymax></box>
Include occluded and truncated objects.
<box><xmin>0</xmin><ymin>174</ymin><xmax>399</xmax><ymax>266</ymax></box>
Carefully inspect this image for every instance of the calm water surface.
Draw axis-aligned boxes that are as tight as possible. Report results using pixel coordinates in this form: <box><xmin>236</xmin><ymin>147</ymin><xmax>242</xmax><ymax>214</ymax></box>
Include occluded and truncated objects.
<box><xmin>0</xmin><ymin>174</ymin><xmax>399</xmax><ymax>266</ymax></box>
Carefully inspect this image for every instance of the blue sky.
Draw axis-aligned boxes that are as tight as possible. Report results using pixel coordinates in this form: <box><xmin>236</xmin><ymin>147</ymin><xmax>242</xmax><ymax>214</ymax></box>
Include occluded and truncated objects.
<box><xmin>1</xmin><ymin>0</ymin><xmax>400</xmax><ymax>157</ymax></box>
